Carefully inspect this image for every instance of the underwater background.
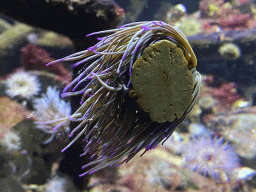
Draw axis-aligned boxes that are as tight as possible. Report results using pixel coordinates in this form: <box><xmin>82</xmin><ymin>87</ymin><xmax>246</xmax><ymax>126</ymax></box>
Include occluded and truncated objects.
<box><xmin>1</xmin><ymin>0</ymin><xmax>256</xmax><ymax>191</ymax></box>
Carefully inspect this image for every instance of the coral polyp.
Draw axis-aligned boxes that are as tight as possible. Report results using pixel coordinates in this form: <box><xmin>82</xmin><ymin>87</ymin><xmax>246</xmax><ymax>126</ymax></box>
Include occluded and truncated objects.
<box><xmin>46</xmin><ymin>21</ymin><xmax>201</xmax><ymax>176</ymax></box>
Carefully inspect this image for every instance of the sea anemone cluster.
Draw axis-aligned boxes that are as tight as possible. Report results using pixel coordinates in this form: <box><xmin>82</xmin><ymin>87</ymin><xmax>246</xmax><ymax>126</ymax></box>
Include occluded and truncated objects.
<box><xmin>33</xmin><ymin>86</ymin><xmax>71</xmax><ymax>143</ymax></box>
<box><xmin>5</xmin><ymin>70</ymin><xmax>41</xmax><ymax>99</ymax></box>
<box><xmin>46</xmin><ymin>20</ymin><xmax>201</xmax><ymax>176</ymax></box>
<box><xmin>182</xmin><ymin>136</ymin><xmax>240</xmax><ymax>181</ymax></box>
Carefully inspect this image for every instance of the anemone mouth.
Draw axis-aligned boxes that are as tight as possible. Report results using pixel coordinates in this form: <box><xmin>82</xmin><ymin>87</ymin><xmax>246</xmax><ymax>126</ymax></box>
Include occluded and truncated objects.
<box><xmin>130</xmin><ymin>40</ymin><xmax>194</xmax><ymax>123</ymax></box>
<box><xmin>45</xmin><ymin>21</ymin><xmax>201</xmax><ymax>176</ymax></box>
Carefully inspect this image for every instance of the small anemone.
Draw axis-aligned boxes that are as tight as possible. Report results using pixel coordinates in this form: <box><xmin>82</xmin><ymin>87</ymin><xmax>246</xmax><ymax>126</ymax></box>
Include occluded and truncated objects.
<box><xmin>45</xmin><ymin>21</ymin><xmax>201</xmax><ymax>176</ymax></box>
<box><xmin>33</xmin><ymin>86</ymin><xmax>71</xmax><ymax>143</ymax></box>
<box><xmin>218</xmin><ymin>43</ymin><xmax>241</xmax><ymax>60</ymax></box>
<box><xmin>5</xmin><ymin>70</ymin><xmax>41</xmax><ymax>99</ymax></box>
<box><xmin>182</xmin><ymin>137</ymin><xmax>240</xmax><ymax>181</ymax></box>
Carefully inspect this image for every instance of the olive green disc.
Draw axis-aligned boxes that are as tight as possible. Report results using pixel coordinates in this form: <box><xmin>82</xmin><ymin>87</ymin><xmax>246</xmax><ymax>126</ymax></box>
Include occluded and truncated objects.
<box><xmin>130</xmin><ymin>40</ymin><xmax>193</xmax><ymax>123</ymax></box>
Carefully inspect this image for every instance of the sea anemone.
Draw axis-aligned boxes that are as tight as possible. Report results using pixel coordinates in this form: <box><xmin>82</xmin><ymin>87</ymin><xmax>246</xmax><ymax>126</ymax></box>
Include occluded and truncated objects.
<box><xmin>46</xmin><ymin>21</ymin><xmax>201</xmax><ymax>176</ymax></box>
<box><xmin>33</xmin><ymin>86</ymin><xmax>71</xmax><ymax>143</ymax></box>
<box><xmin>182</xmin><ymin>137</ymin><xmax>240</xmax><ymax>181</ymax></box>
<box><xmin>5</xmin><ymin>70</ymin><xmax>41</xmax><ymax>99</ymax></box>
<box><xmin>218</xmin><ymin>43</ymin><xmax>241</xmax><ymax>60</ymax></box>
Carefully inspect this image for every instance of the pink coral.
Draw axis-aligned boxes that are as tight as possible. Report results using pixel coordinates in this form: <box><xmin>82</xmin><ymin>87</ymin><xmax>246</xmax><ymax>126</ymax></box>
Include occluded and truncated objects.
<box><xmin>114</xmin><ymin>4</ymin><xmax>125</xmax><ymax>19</ymax></box>
<box><xmin>199</xmin><ymin>0</ymin><xmax>225</xmax><ymax>18</ymax></box>
<box><xmin>193</xmin><ymin>0</ymin><xmax>256</xmax><ymax>34</ymax></box>
<box><xmin>201</xmin><ymin>76</ymin><xmax>241</xmax><ymax>111</ymax></box>
<box><xmin>211</xmin><ymin>82</ymin><xmax>241</xmax><ymax>108</ymax></box>
<box><xmin>20</xmin><ymin>44</ymin><xmax>72</xmax><ymax>84</ymax></box>
<box><xmin>219</xmin><ymin>14</ymin><xmax>250</xmax><ymax>30</ymax></box>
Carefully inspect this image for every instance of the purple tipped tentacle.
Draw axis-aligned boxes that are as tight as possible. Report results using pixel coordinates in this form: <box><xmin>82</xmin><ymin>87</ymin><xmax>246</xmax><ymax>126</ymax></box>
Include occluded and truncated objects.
<box><xmin>46</xmin><ymin>58</ymin><xmax>65</xmax><ymax>66</ymax></box>
<box><xmin>62</xmin><ymin>81</ymin><xmax>75</xmax><ymax>94</ymax></box>
<box><xmin>140</xmin><ymin>149</ymin><xmax>148</xmax><ymax>157</ymax></box>
<box><xmin>80</xmin><ymin>90</ymin><xmax>93</xmax><ymax>105</ymax></box>
<box><xmin>129</xmin><ymin>31</ymin><xmax>154</xmax><ymax>76</ymax></box>
<box><xmin>88</xmin><ymin>45</ymin><xmax>124</xmax><ymax>55</ymax></box>
<box><xmin>89</xmin><ymin>154</ymin><xmax>96</xmax><ymax>159</ymax></box>
<box><xmin>118</xmin><ymin>21</ymin><xmax>145</xmax><ymax>29</ymax></box>
<box><xmin>61</xmin><ymin>89</ymin><xmax>84</xmax><ymax>98</ymax></box>
<box><xmin>61</xmin><ymin>126</ymin><xmax>88</xmax><ymax>152</ymax></box>
<box><xmin>117</xmin><ymin>28</ymin><xmax>144</xmax><ymax>74</ymax></box>
<box><xmin>134</xmin><ymin>140</ymin><xmax>145</xmax><ymax>153</ymax></box>
<box><xmin>166</xmin><ymin>36</ymin><xmax>179</xmax><ymax>44</ymax></box>
<box><xmin>97</xmin><ymin>37</ymin><xmax>105</xmax><ymax>41</ymax></box>
<box><xmin>86</xmin><ymin>28</ymin><xmax>121</xmax><ymax>38</ymax></box>
<box><xmin>72</xmin><ymin>74</ymin><xmax>93</xmax><ymax>92</ymax></box>
<box><xmin>146</xmin><ymin>137</ymin><xmax>157</xmax><ymax>151</ymax></box>
<box><xmin>152</xmin><ymin>21</ymin><xmax>161</xmax><ymax>26</ymax></box>
<box><xmin>71</xmin><ymin>54</ymin><xmax>99</xmax><ymax>68</ymax></box>
<box><xmin>68</xmin><ymin>120</ymin><xmax>88</xmax><ymax>138</ymax></box>
<box><xmin>140</xmin><ymin>25</ymin><xmax>151</xmax><ymax>33</ymax></box>
<box><xmin>80</xmin><ymin>88</ymin><xmax>94</xmax><ymax>105</ymax></box>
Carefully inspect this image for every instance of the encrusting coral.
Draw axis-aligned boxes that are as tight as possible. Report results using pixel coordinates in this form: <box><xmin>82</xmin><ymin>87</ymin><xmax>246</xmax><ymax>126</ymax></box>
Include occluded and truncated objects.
<box><xmin>21</xmin><ymin>44</ymin><xmax>72</xmax><ymax>85</ymax></box>
<box><xmin>45</xmin><ymin>21</ymin><xmax>201</xmax><ymax>176</ymax></box>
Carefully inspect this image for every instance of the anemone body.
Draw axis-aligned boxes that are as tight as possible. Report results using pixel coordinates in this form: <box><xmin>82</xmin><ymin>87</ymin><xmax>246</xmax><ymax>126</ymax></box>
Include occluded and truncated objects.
<box><xmin>46</xmin><ymin>21</ymin><xmax>201</xmax><ymax>176</ymax></box>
